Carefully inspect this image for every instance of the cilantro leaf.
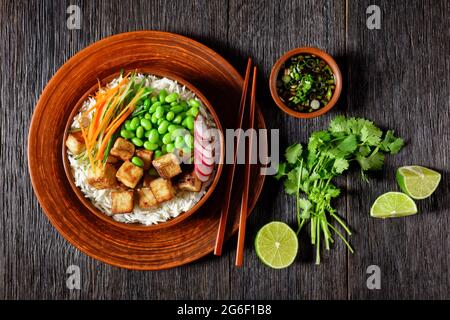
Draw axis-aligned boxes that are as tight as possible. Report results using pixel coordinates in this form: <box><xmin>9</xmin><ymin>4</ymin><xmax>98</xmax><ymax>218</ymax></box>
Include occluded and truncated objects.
<box><xmin>332</xmin><ymin>158</ymin><xmax>349</xmax><ymax>174</ymax></box>
<box><xmin>285</xmin><ymin>143</ymin><xmax>302</xmax><ymax>164</ymax></box>
<box><xmin>329</xmin><ymin>115</ymin><xmax>348</xmax><ymax>134</ymax></box>
<box><xmin>275</xmin><ymin>162</ymin><xmax>287</xmax><ymax>180</ymax></box>
<box><xmin>360</xmin><ymin>123</ymin><xmax>382</xmax><ymax>146</ymax></box>
<box><xmin>356</xmin><ymin>151</ymin><xmax>385</xmax><ymax>171</ymax></box>
<box><xmin>337</xmin><ymin>134</ymin><xmax>358</xmax><ymax>153</ymax></box>
<box><xmin>298</xmin><ymin>198</ymin><xmax>312</xmax><ymax>219</ymax></box>
<box><xmin>380</xmin><ymin>130</ymin><xmax>404</xmax><ymax>154</ymax></box>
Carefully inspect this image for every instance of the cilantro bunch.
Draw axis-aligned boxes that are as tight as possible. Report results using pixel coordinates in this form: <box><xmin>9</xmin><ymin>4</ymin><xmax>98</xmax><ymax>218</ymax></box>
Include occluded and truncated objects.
<box><xmin>275</xmin><ymin>116</ymin><xmax>404</xmax><ymax>264</ymax></box>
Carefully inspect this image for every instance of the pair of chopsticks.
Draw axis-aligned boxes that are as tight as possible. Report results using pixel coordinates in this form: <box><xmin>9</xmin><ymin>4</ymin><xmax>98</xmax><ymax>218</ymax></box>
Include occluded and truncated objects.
<box><xmin>214</xmin><ymin>57</ymin><xmax>257</xmax><ymax>267</ymax></box>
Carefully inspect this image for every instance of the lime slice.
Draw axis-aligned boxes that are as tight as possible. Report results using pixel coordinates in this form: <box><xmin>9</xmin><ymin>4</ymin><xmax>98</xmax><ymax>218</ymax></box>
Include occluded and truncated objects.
<box><xmin>254</xmin><ymin>221</ymin><xmax>298</xmax><ymax>269</ymax></box>
<box><xmin>370</xmin><ymin>192</ymin><xmax>417</xmax><ymax>218</ymax></box>
<box><xmin>396</xmin><ymin>165</ymin><xmax>441</xmax><ymax>199</ymax></box>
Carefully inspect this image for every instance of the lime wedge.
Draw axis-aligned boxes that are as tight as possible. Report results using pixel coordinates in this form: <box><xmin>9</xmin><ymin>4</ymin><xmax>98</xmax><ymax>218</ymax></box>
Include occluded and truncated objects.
<box><xmin>254</xmin><ymin>221</ymin><xmax>298</xmax><ymax>269</ymax></box>
<box><xmin>396</xmin><ymin>165</ymin><xmax>441</xmax><ymax>199</ymax></box>
<box><xmin>370</xmin><ymin>192</ymin><xmax>417</xmax><ymax>218</ymax></box>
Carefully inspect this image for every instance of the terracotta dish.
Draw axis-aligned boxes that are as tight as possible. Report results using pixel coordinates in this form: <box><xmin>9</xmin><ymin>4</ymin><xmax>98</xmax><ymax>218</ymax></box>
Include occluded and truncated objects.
<box><xmin>269</xmin><ymin>47</ymin><xmax>342</xmax><ymax>119</ymax></box>
<box><xmin>28</xmin><ymin>31</ymin><xmax>266</xmax><ymax>270</ymax></box>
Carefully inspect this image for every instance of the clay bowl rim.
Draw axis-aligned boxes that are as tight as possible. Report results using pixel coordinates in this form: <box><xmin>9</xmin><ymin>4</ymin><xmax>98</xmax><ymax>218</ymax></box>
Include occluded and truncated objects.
<box><xmin>62</xmin><ymin>68</ymin><xmax>225</xmax><ymax>231</ymax></box>
<box><xmin>269</xmin><ymin>47</ymin><xmax>342</xmax><ymax>119</ymax></box>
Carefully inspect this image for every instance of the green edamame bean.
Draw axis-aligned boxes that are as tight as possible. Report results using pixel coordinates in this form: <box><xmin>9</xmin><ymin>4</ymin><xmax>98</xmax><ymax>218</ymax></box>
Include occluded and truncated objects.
<box><xmin>180</xmin><ymin>100</ymin><xmax>188</xmax><ymax>110</ymax></box>
<box><xmin>143</xmin><ymin>98</ymin><xmax>151</xmax><ymax>109</ymax></box>
<box><xmin>130</xmin><ymin>117</ymin><xmax>140</xmax><ymax>130</ymax></box>
<box><xmin>120</xmin><ymin>129</ymin><xmax>135</xmax><ymax>139</ymax></box>
<box><xmin>158</xmin><ymin>120</ymin><xmax>169</xmax><ymax>134</ymax></box>
<box><xmin>151</xmin><ymin>113</ymin><xmax>158</xmax><ymax>124</ymax></box>
<box><xmin>173</xmin><ymin>115</ymin><xmax>183</xmax><ymax>124</ymax></box>
<box><xmin>168</xmin><ymin>124</ymin><xmax>181</xmax><ymax>133</ymax></box>
<box><xmin>131</xmin><ymin>137</ymin><xmax>144</xmax><ymax>147</ymax></box>
<box><xmin>144</xmin><ymin>130</ymin><xmax>151</xmax><ymax>138</ymax></box>
<box><xmin>166</xmin><ymin>111</ymin><xmax>175</xmax><ymax>121</ymax></box>
<box><xmin>186</xmin><ymin>106</ymin><xmax>199</xmax><ymax>117</ymax></box>
<box><xmin>170</xmin><ymin>105</ymin><xmax>184</xmax><ymax>114</ymax></box>
<box><xmin>170</xmin><ymin>101</ymin><xmax>178</xmax><ymax>107</ymax></box>
<box><xmin>151</xmin><ymin>96</ymin><xmax>158</xmax><ymax>104</ymax></box>
<box><xmin>185</xmin><ymin>116</ymin><xmax>195</xmax><ymax>130</ymax></box>
<box><xmin>148</xmin><ymin>129</ymin><xmax>159</xmax><ymax>144</ymax></box>
<box><xmin>140</xmin><ymin>118</ymin><xmax>152</xmax><ymax>131</ymax></box>
<box><xmin>162</xmin><ymin>132</ymin><xmax>172</xmax><ymax>145</ymax></box>
<box><xmin>188</xmin><ymin>99</ymin><xmax>200</xmax><ymax>107</ymax></box>
<box><xmin>157</xmin><ymin>118</ymin><xmax>164</xmax><ymax>126</ymax></box>
<box><xmin>161</xmin><ymin>145</ymin><xmax>167</xmax><ymax>154</ymax></box>
<box><xmin>175</xmin><ymin>136</ymin><xmax>185</xmax><ymax>149</ymax></box>
<box><xmin>166</xmin><ymin>143</ymin><xmax>175</xmax><ymax>153</ymax></box>
<box><xmin>155</xmin><ymin>106</ymin><xmax>165</xmax><ymax>119</ymax></box>
<box><xmin>154</xmin><ymin>150</ymin><xmax>162</xmax><ymax>158</ymax></box>
<box><xmin>165</xmin><ymin>92</ymin><xmax>179</xmax><ymax>103</ymax></box>
<box><xmin>131</xmin><ymin>156</ymin><xmax>144</xmax><ymax>167</ymax></box>
<box><xmin>144</xmin><ymin>113</ymin><xmax>152</xmax><ymax>120</ymax></box>
<box><xmin>124</xmin><ymin>120</ymin><xmax>133</xmax><ymax>131</ymax></box>
<box><xmin>149</xmin><ymin>101</ymin><xmax>161</xmax><ymax>113</ymax></box>
<box><xmin>185</xmin><ymin>134</ymin><xmax>194</xmax><ymax>148</ymax></box>
<box><xmin>158</xmin><ymin>89</ymin><xmax>167</xmax><ymax>103</ymax></box>
<box><xmin>136</xmin><ymin>126</ymin><xmax>144</xmax><ymax>139</ymax></box>
<box><xmin>144</xmin><ymin>141</ymin><xmax>159</xmax><ymax>151</ymax></box>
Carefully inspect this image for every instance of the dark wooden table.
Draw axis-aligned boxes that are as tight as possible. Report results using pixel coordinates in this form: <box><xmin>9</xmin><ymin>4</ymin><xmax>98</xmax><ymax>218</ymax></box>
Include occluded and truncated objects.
<box><xmin>1</xmin><ymin>0</ymin><xmax>448</xmax><ymax>299</ymax></box>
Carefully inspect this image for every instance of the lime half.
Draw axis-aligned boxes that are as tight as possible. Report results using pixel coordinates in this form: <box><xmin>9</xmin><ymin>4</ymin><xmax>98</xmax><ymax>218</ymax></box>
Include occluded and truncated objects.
<box><xmin>370</xmin><ymin>192</ymin><xmax>418</xmax><ymax>218</ymax></box>
<box><xmin>255</xmin><ymin>222</ymin><xmax>298</xmax><ymax>269</ymax></box>
<box><xmin>396</xmin><ymin>165</ymin><xmax>441</xmax><ymax>199</ymax></box>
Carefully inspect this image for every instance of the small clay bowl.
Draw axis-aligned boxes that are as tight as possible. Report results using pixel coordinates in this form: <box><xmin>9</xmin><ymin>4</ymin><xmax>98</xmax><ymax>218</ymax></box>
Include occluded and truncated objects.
<box><xmin>269</xmin><ymin>47</ymin><xmax>342</xmax><ymax>119</ymax></box>
<box><xmin>62</xmin><ymin>69</ymin><xmax>224</xmax><ymax>231</ymax></box>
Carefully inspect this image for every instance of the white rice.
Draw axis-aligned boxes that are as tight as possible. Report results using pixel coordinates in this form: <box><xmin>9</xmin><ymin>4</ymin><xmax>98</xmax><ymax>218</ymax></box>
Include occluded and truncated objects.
<box><xmin>68</xmin><ymin>74</ymin><xmax>216</xmax><ymax>226</ymax></box>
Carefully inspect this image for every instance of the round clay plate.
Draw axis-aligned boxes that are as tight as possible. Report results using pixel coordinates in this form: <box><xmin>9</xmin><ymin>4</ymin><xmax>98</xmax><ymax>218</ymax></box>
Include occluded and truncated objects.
<box><xmin>28</xmin><ymin>31</ymin><xmax>266</xmax><ymax>270</ymax></box>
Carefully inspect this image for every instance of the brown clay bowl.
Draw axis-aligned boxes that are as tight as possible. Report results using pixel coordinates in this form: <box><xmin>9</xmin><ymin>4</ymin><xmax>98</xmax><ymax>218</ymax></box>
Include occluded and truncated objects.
<box><xmin>62</xmin><ymin>69</ymin><xmax>224</xmax><ymax>231</ymax></box>
<box><xmin>269</xmin><ymin>47</ymin><xmax>342</xmax><ymax>119</ymax></box>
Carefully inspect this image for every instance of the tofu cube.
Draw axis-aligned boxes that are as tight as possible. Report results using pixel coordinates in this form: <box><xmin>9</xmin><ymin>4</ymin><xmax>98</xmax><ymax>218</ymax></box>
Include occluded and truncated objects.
<box><xmin>142</xmin><ymin>174</ymin><xmax>157</xmax><ymax>188</ymax></box>
<box><xmin>152</xmin><ymin>153</ymin><xmax>182</xmax><ymax>179</ymax></box>
<box><xmin>116</xmin><ymin>161</ymin><xmax>144</xmax><ymax>189</ymax></box>
<box><xmin>110</xmin><ymin>137</ymin><xmax>135</xmax><ymax>161</ymax></box>
<box><xmin>87</xmin><ymin>164</ymin><xmax>117</xmax><ymax>189</ymax></box>
<box><xmin>177</xmin><ymin>171</ymin><xmax>202</xmax><ymax>192</ymax></box>
<box><xmin>149</xmin><ymin>178</ymin><xmax>176</xmax><ymax>203</ymax></box>
<box><xmin>137</xmin><ymin>188</ymin><xmax>158</xmax><ymax>209</ymax></box>
<box><xmin>66</xmin><ymin>132</ymin><xmax>85</xmax><ymax>155</ymax></box>
<box><xmin>135</xmin><ymin>149</ymin><xmax>153</xmax><ymax>170</ymax></box>
<box><xmin>111</xmin><ymin>190</ymin><xmax>134</xmax><ymax>214</ymax></box>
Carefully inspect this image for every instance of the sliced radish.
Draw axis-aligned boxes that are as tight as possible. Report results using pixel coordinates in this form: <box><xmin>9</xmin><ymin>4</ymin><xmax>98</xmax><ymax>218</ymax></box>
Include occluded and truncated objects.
<box><xmin>194</xmin><ymin>170</ymin><xmax>210</xmax><ymax>182</ymax></box>
<box><xmin>194</xmin><ymin>116</ymin><xmax>211</xmax><ymax>140</ymax></box>
<box><xmin>194</xmin><ymin>142</ymin><xmax>214</xmax><ymax>159</ymax></box>
<box><xmin>194</xmin><ymin>150</ymin><xmax>214</xmax><ymax>166</ymax></box>
<box><xmin>195</xmin><ymin>162</ymin><xmax>214</xmax><ymax>176</ymax></box>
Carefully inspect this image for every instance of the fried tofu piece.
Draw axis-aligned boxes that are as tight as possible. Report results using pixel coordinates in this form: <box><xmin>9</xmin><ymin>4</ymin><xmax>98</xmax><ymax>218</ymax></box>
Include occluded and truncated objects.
<box><xmin>116</xmin><ymin>161</ymin><xmax>144</xmax><ymax>189</ymax></box>
<box><xmin>87</xmin><ymin>164</ymin><xmax>117</xmax><ymax>189</ymax></box>
<box><xmin>110</xmin><ymin>137</ymin><xmax>135</xmax><ymax>161</ymax></box>
<box><xmin>137</xmin><ymin>188</ymin><xmax>158</xmax><ymax>209</ymax></box>
<box><xmin>149</xmin><ymin>178</ymin><xmax>176</xmax><ymax>203</ymax></box>
<box><xmin>111</xmin><ymin>190</ymin><xmax>134</xmax><ymax>214</ymax></box>
<box><xmin>135</xmin><ymin>149</ymin><xmax>153</xmax><ymax>170</ymax></box>
<box><xmin>177</xmin><ymin>171</ymin><xmax>202</xmax><ymax>192</ymax></box>
<box><xmin>142</xmin><ymin>174</ymin><xmax>157</xmax><ymax>187</ymax></box>
<box><xmin>106</xmin><ymin>155</ymin><xmax>119</xmax><ymax>164</ymax></box>
<box><xmin>152</xmin><ymin>153</ymin><xmax>182</xmax><ymax>178</ymax></box>
<box><xmin>66</xmin><ymin>132</ymin><xmax>85</xmax><ymax>155</ymax></box>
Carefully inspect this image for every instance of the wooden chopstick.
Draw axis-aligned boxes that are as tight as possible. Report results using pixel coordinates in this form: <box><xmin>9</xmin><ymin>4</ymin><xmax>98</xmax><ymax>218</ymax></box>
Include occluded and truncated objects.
<box><xmin>214</xmin><ymin>58</ymin><xmax>253</xmax><ymax>256</ymax></box>
<box><xmin>235</xmin><ymin>66</ymin><xmax>257</xmax><ymax>266</ymax></box>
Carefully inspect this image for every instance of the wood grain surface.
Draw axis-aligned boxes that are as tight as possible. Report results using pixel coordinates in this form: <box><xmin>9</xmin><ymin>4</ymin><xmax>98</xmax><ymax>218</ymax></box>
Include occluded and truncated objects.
<box><xmin>1</xmin><ymin>0</ymin><xmax>449</xmax><ymax>299</ymax></box>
